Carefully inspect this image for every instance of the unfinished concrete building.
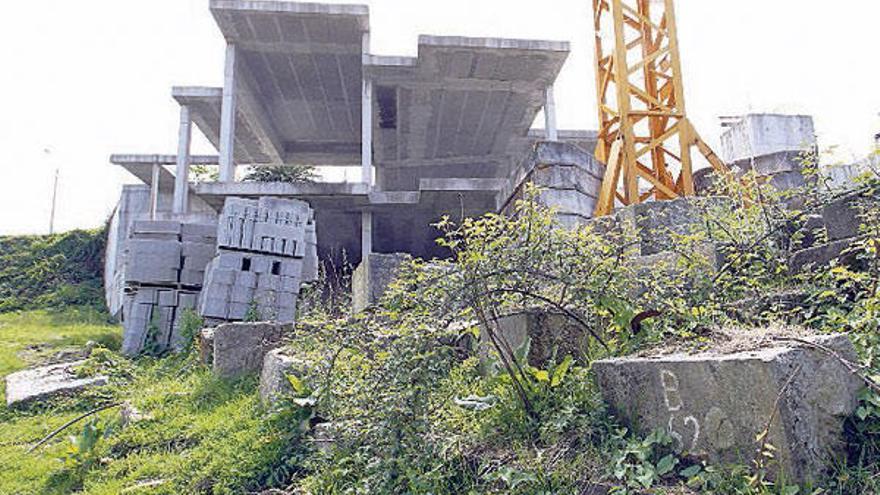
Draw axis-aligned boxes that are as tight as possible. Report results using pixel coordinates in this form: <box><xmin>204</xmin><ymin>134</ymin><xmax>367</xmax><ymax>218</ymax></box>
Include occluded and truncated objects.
<box><xmin>106</xmin><ymin>1</ymin><xmax>823</xmax><ymax>327</ymax></box>
<box><xmin>106</xmin><ymin>0</ymin><xmax>603</xmax><ymax>319</ymax></box>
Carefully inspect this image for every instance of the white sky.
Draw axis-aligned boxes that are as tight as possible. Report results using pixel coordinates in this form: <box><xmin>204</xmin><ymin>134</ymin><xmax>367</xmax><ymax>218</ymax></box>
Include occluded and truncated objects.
<box><xmin>1</xmin><ymin>0</ymin><xmax>879</xmax><ymax>235</ymax></box>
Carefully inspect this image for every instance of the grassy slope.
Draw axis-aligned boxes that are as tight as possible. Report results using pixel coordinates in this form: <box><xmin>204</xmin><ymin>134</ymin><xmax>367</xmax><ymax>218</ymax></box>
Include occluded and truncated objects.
<box><xmin>0</xmin><ymin>309</ymin><xmax>291</xmax><ymax>495</ymax></box>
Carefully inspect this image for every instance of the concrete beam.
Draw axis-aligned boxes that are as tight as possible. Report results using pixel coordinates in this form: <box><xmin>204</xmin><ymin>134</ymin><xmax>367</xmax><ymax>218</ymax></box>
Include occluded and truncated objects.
<box><xmin>173</xmin><ymin>105</ymin><xmax>193</xmax><ymax>214</ymax></box>
<box><xmin>219</xmin><ymin>44</ymin><xmax>239</xmax><ymax>182</ymax></box>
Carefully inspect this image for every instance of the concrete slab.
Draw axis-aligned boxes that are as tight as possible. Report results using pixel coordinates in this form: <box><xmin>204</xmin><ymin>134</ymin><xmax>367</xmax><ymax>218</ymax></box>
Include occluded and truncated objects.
<box><xmin>6</xmin><ymin>361</ymin><xmax>108</xmax><ymax>408</ymax></box>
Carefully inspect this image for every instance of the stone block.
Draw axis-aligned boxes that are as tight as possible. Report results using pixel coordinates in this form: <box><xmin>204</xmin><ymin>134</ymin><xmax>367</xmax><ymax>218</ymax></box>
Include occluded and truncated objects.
<box><xmin>236</xmin><ymin>271</ymin><xmax>258</xmax><ymax>288</ymax></box>
<box><xmin>178</xmin><ymin>292</ymin><xmax>198</xmax><ymax>310</ymax></box>
<box><xmin>229</xmin><ymin>285</ymin><xmax>254</xmax><ymax>304</ymax></box>
<box><xmin>181</xmin><ymin>222</ymin><xmax>216</xmax><ymax>238</ymax></box>
<box><xmin>481</xmin><ymin>310</ymin><xmax>592</xmax><ymax>368</ymax></box>
<box><xmin>127</xmin><ymin>239</ymin><xmax>182</xmax><ymax>260</ymax></box>
<box><xmin>352</xmin><ymin>253</ymin><xmax>411</xmax><ymax>313</ymax></box>
<box><xmin>789</xmin><ymin>239</ymin><xmax>863</xmax><ymax>274</ymax></box>
<box><xmin>158</xmin><ymin>290</ymin><xmax>177</xmax><ymax>307</ymax></box>
<box><xmin>259</xmin><ymin>348</ymin><xmax>308</xmax><ymax>405</ymax></box>
<box><xmin>217</xmin><ymin>251</ymin><xmax>246</xmax><ymax>270</ymax></box>
<box><xmin>822</xmin><ymin>193</ymin><xmax>863</xmax><ymax>242</ymax></box>
<box><xmin>179</xmin><ymin>269</ymin><xmax>205</xmax><ymax>287</ymax></box>
<box><xmin>257</xmin><ymin>274</ymin><xmax>281</xmax><ymax>291</ymax></box>
<box><xmin>616</xmin><ymin>198</ymin><xmax>704</xmax><ymax>256</ymax></box>
<box><xmin>6</xmin><ymin>361</ymin><xmax>108</xmax><ymax>408</ymax></box>
<box><xmin>132</xmin><ymin>220</ymin><xmax>181</xmax><ymax>236</ymax></box>
<box><xmin>592</xmin><ymin>334</ymin><xmax>862</xmax><ymax>483</ymax></box>
<box><xmin>211</xmin><ymin>322</ymin><xmax>288</xmax><ymax>378</ymax></box>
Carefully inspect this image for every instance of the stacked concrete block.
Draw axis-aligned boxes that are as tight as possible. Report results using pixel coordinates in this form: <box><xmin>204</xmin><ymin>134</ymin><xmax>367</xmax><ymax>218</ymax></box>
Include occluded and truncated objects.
<box><xmin>121</xmin><ymin>221</ymin><xmax>217</xmax><ymax>356</ymax></box>
<box><xmin>501</xmin><ymin>141</ymin><xmax>605</xmax><ymax>227</ymax></box>
<box><xmin>199</xmin><ymin>197</ymin><xmax>319</xmax><ymax>324</ymax></box>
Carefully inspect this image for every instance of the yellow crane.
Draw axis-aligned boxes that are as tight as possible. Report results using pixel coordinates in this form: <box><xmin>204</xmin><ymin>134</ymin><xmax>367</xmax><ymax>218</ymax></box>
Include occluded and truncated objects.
<box><xmin>591</xmin><ymin>0</ymin><xmax>731</xmax><ymax>216</ymax></box>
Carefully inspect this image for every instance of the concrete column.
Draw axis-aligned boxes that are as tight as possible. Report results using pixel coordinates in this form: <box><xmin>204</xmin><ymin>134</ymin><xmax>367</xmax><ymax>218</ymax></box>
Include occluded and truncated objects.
<box><xmin>219</xmin><ymin>44</ymin><xmax>238</xmax><ymax>183</ymax></box>
<box><xmin>149</xmin><ymin>163</ymin><xmax>160</xmax><ymax>220</ymax></box>
<box><xmin>361</xmin><ymin>31</ymin><xmax>373</xmax><ymax>186</ymax></box>
<box><xmin>173</xmin><ymin>105</ymin><xmax>192</xmax><ymax>215</ymax></box>
<box><xmin>361</xmin><ymin>211</ymin><xmax>373</xmax><ymax>259</ymax></box>
<box><xmin>544</xmin><ymin>85</ymin><xmax>558</xmax><ymax>141</ymax></box>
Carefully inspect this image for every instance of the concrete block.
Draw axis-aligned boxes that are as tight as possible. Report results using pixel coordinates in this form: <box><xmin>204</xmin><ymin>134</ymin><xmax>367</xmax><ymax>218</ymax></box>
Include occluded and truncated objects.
<box><xmin>127</xmin><ymin>239</ymin><xmax>182</xmax><ymax>260</ymax></box>
<box><xmin>235</xmin><ymin>271</ymin><xmax>258</xmax><ymax>288</ymax></box>
<box><xmin>182</xmin><ymin>242</ymin><xmax>216</xmax><ymax>258</ymax></box>
<box><xmin>251</xmin><ymin>257</ymin><xmax>271</xmax><ymax>274</ymax></box>
<box><xmin>211</xmin><ymin>322</ymin><xmax>287</xmax><ymax>379</ymax></box>
<box><xmin>480</xmin><ymin>310</ymin><xmax>590</xmax><ymax>368</ymax></box>
<box><xmin>217</xmin><ymin>251</ymin><xmax>246</xmax><ymax>270</ymax></box>
<box><xmin>133</xmin><ymin>288</ymin><xmax>159</xmax><ymax>305</ymax></box>
<box><xmin>230</xmin><ymin>285</ymin><xmax>255</xmax><ymax>304</ymax></box>
<box><xmin>158</xmin><ymin>290</ymin><xmax>177</xmax><ymax>307</ymax></box>
<box><xmin>5</xmin><ymin>361</ymin><xmax>108</xmax><ymax>408</ymax></box>
<box><xmin>789</xmin><ymin>239</ymin><xmax>863</xmax><ymax>274</ymax></box>
<box><xmin>257</xmin><ymin>274</ymin><xmax>281</xmax><ymax>291</ymax></box>
<box><xmin>132</xmin><ymin>220</ymin><xmax>181</xmax><ymax>236</ymax></box>
<box><xmin>592</xmin><ymin>334</ymin><xmax>862</xmax><ymax>484</ymax></box>
<box><xmin>822</xmin><ymin>193</ymin><xmax>863</xmax><ymax>242</ymax></box>
<box><xmin>259</xmin><ymin>348</ymin><xmax>308</xmax><ymax>405</ymax></box>
<box><xmin>228</xmin><ymin>302</ymin><xmax>251</xmax><ymax>321</ymax></box>
<box><xmin>181</xmin><ymin>223</ymin><xmax>217</xmax><ymax>238</ymax></box>
<box><xmin>212</xmin><ymin>268</ymin><xmax>236</xmax><ymax>285</ymax></box>
<box><xmin>280</xmin><ymin>258</ymin><xmax>304</xmax><ymax>277</ymax></box>
<box><xmin>180</xmin><ymin>269</ymin><xmax>206</xmax><ymax>287</ymax></box>
<box><xmin>178</xmin><ymin>292</ymin><xmax>198</xmax><ymax>310</ymax></box>
<box><xmin>280</xmin><ymin>275</ymin><xmax>302</xmax><ymax>293</ymax></box>
<box><xmin>200</xmin><ymin>297</ymin><xmax>230</xmax><ymax>320</ymax></box>
<box><xmin>352</xmin><ymin>253</ymin><xmax>411</xmax><ymax>313</ymax></box>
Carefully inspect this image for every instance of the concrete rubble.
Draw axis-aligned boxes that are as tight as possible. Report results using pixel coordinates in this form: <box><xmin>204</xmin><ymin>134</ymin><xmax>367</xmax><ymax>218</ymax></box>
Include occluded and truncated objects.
<box><xmin>203</xmin><ymin>322</ymin><xmax>288</xmax><ymax>379</ymax></box>
<box><xmin>5</xmin><ymin>361</ymin><xmax>108</xmax><ymax>408</ymax></box>
<box><xmin>121</xmin><ymin>220</ymin><xmax>217</xmax><ymax>356</ymax></box>
<box><xmin>199</xmin><ymin>197</ymin><xmax>319</xmax><ymax>324</ymax></box>
<box><xmin>593</xmin><ymin>334</ymin><xmax>864</xmax><ymax>483</ymax></box>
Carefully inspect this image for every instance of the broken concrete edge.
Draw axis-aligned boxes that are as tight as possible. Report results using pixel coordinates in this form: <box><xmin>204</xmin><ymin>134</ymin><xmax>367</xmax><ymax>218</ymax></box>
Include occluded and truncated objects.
<box><xmin>592</xmin><ymin>333</ymin><xmax>864</xmax><ymax>483</ymax></box>
<box><xmin>259</xmin><ymin>347</ymin><xmax>310</xmax><ymax>405</ymax></box>
<box><xmin>5</xmin><ymin>360</ymin><xmax>109</xmax><ymax>409</ymax></box>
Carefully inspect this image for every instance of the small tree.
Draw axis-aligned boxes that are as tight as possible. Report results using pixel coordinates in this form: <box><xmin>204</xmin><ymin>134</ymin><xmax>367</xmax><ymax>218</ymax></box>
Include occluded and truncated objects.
<box><xmin>243</xmin><ymin>165</ymin><xmax>317</xmax><ymax>184</ymax></box>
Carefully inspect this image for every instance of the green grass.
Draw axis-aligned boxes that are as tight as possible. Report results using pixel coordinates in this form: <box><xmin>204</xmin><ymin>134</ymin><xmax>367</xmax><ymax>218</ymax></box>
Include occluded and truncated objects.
<box><xmin>0</xmin><ymin>308</ymin><xmax>120</xmax><ymax>403</ymax></box>
<box><xmin>0</xmin><ymin>308</ymin><xmax>300</xmax><ymax>495</ymax></box>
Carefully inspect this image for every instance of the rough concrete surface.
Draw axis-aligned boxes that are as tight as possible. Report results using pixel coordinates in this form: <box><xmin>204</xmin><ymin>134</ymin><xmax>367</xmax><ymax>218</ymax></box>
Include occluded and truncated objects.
<box><xmin>482</xmin><ymin>310</ymin><xmax>594</xmax><ymax>367</ymax></box>
<box><xmin>352</xmin><ymin>253</ymin><xmax>411</xmax><ymax>313</ymax></box>
<box><xmin>259</xmin><ymin>347</ymin><xmax>309</xmax><ymax>405</ymax></box>
<box><xmin>593</xmin><ymin>334</ymin><xmax>863</xmax><ymax>483</ymax></box>
<box><xmin>5</xmin><ymin>361</ymin><xmax>108</xmax><ymax>408</ymax></box>
<box><xmin>211</xmin><ymin>322</ymin><xmax>288</xmax><ymax>378</ymax></box>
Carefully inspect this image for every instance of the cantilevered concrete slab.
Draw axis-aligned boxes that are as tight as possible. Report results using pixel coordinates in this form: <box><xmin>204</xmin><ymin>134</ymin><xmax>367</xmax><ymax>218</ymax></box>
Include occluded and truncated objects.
<box><xmin>207</xmin><ymin>0</ymin><xmax>369</xmax><ymax>166</ymax></box>
<box><xmin>367</xmin><ymin>35</ymin><xmax>570</xmax><ymax>191</ymax></box>
<box><xmin>110</xmin><ymin>154</ymin><xmax>220</xmax><ymax>192</ymax></box>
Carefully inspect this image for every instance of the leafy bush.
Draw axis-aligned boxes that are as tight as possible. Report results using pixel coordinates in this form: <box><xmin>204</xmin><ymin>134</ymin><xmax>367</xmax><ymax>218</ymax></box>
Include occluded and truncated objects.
<box><xmin>0</xmin><ymin>228</ymin><xmax>106</xmax><ymax>312</ymax></box>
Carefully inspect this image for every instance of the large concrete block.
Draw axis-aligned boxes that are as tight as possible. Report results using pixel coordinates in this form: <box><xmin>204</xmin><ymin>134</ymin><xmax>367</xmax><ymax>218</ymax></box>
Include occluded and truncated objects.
<box><xmin>5</xmin><ymin>361</ymin><xmax>108</xmax><ymax>408</ymax></box>
<box><xmin>789</xmin><ymin>239</ymin><xmax>863</xmax><ymax>274</ymax></box>
<box><xmin>593</xmin><ymin>334</ymin><xmax>863</xmax><ymax>483</ymax></box>
<box><xmin>721</xmin><ymin>114</ymin><xmax>816</xmax><ymax>165</ymax></box>
<box><xmin>822</xmin><ymin>193</ymin><xmax>863</xmax><ymax>242</ymax></box>
<box><xmin>211</xmin><ymin>322</ymin><xmax>288</xmax><ymax>379</ymax></box>
<box><xmin>482</xmin><ymin>310</ymin><xmax>593</xmax><ymax>367</ymax></box>
<box><xmin>259</xmin><ymin>347</ymin><xmax>308</xmax><ymax>405</ymax></box>
<box><xmin>352</xmin><ymin>253</ymin><xmax>411</xmax><ymax>313</ymax></box>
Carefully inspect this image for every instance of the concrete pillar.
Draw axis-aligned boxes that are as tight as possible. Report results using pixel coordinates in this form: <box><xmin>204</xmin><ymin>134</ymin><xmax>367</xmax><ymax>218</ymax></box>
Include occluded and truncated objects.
<box><xmin>361</xmin><ymin>32</ymin><xmax>373</xmax><ymax>186</ymax></box>
<box><xmin>544</xmin><ymin>85</ymin><xmax>558</xmax><ymax>141</ymax></box>
<box><xmin>173</xmin><ymin>105</ymin><xmax>192</xmax><ymax>215</ymax></box>
<box><xmin>361</xmin><ymin>211</ymin><xmax>373</xmax><ymax>259</ymax></box>
<box><xmin>149</xmin><ymin>163</ymin><xmax>160</xmax><ymax>220</ymax></box>
<box><xmin>219</xmin><ymin>44</ymin><xmax>238</xmax><ymax>183</ymax></box>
